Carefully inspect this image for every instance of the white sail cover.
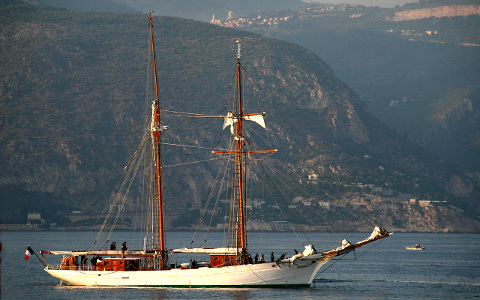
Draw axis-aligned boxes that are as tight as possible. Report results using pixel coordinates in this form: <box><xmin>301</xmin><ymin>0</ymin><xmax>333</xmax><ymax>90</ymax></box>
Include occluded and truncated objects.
<box><xmin>334</xmin><ymin>239</ymin><xmax>352</xmax><ymax>251</ymax></box>
<box><xmin>170</xmin><ymin>247</ymin><xmax>239</xmax><ymax>254</ymax></box>
<box><xmin>356</xmin><ymin>226</ymin><xmax>389</xmax><ymax>245</ymax></box>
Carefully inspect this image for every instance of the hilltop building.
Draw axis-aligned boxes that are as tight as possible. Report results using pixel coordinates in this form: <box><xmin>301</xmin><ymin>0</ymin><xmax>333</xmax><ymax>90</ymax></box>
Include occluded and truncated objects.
<box><xmin>210</xmin><ymin>14</ymin><xmax>222</xmax><ymax>25</ymax></box>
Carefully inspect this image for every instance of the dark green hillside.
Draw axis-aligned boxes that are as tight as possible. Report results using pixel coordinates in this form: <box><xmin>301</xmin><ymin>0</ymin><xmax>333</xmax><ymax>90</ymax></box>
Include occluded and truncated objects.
<box><xmin>21</xmin><ymin>0</ymin><xmax>138</xmax><ymax>13</ymax></box>
<box><xmin>0</xmin><ymin>1</ymin><xmax>477</xmax><ymax>231</ymax></box>
<box><xmin>27</xmin><ymin>0</ymin><xmax>304</xmax><ymax>21</ymax></box>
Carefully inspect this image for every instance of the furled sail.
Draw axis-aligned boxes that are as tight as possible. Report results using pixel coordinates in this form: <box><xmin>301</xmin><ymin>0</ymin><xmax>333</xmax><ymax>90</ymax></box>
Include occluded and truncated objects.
<box><xmin>222</xmin><ymin>111</ymin><xmax>266</xmax><ymax>135</ymax></box>
<box><xmin>170</xmin><ymin>247</ymin><xmax>240</xmax><ymax>254</ymax></box>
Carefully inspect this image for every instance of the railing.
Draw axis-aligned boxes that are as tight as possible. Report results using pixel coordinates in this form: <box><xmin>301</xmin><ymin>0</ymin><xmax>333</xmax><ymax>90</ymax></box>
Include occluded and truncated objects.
<box><xmin>46</xmin><ymin>265</ymin><xmax>100</xmax><ymax>271</ymax></box>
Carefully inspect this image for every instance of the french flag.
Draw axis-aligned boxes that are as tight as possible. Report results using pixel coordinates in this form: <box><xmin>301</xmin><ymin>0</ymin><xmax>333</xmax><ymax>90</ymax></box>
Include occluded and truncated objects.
<box><xmin>25</xmin><ymin>246</ymin><xmax>34</xmax><ymax>260</ymax></box>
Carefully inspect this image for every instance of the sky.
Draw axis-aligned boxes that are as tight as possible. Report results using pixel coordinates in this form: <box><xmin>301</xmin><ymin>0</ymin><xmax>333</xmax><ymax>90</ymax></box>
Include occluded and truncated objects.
<box><xmin>303</xmin><ymin>0</ymin><xmax>419</xmax><ymax>8</ymax></box>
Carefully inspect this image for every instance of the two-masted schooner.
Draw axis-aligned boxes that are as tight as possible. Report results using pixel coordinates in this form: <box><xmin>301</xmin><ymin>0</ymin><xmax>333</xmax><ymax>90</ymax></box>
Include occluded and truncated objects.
<box><xmin>32</xmin><ymin>14</ymin><xmax>390</xmax><ymax>287</ymax></box>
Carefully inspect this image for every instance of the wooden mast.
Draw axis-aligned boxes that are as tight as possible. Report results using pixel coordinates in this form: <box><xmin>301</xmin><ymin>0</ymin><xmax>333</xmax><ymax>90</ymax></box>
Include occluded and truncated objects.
<box><xmin>235</xmin><ymin>42</ymin><xmax>246</xmax><ymax>259</ymax></box>
<box><xmin>149</xmin><ymin>13</ymin><xmax>167</xmax><ymax>270</ymax></box>
<box><xmin>213</xmin><ymin>41</ymin><xmax>276</xmax><ymax>264</ymax></box>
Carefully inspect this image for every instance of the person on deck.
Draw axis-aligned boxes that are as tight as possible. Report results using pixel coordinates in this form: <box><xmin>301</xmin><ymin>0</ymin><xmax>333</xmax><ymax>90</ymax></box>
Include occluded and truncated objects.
<box><xmin>271</xmin><ymin>252</ymin><xmax>274</xmax><ymax>262</ymax></box>
<box><xmin>90</xmin><ymin>256</ymin><xmax>97</xmax><ymax>270</ymax></box>
<box><xmin>121</xmin><ymin>242</ymin><xmax>127</xmax><ymax>258</ymax></box>
<box><xmin>254</xmin><ymin>254</ymin><xmax>259</xmax><ymax>264</ymax></box>
<box><xmin>110</xmin><ymin>242</ymin><xmax>116</xmax><ymax>250</ymax></box>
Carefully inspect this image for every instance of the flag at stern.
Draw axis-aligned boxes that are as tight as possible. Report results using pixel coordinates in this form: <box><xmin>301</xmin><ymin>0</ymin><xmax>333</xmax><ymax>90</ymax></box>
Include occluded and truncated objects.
<box><xmin>25</xmin><ymin>246</ymin><xmax>34</xmax><ymax>260</ymax></box>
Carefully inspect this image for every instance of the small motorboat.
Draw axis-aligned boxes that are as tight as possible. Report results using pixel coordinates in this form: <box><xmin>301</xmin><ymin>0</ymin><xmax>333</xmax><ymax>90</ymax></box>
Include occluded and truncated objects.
<box><xmin>406</xmin><ymin>244</ymin><xmax>425</xmax><ymax>250</ymax></box>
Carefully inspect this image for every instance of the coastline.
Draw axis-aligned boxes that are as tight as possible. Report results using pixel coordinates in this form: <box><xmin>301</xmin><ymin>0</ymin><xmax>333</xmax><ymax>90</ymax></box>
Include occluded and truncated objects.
<box><xmin>1</xmin><ymin>223</ymin><xmax>478</xmax><ymax>233</ymax></box>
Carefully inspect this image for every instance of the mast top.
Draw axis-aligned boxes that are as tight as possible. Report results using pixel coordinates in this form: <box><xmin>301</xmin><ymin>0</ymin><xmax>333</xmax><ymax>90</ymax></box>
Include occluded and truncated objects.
<box><xmin>236</xmin><ymin>40</ymin><xmax>241</xmax><ymax>59</ymax></box>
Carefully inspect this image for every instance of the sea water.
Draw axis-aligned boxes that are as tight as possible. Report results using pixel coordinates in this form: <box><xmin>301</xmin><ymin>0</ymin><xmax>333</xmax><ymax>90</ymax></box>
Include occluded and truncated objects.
<box><xmin>1</xmin><ymin>230</ymin><xmax>479</xmax><ymax>299</ymax></box>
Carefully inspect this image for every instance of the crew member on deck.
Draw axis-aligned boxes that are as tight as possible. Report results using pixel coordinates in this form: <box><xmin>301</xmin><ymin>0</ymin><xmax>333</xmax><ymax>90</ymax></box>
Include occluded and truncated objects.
<box><xmin>122</xmin><ymin>241</ymin><xmax>127</xmax><ymax>258</ymax></box>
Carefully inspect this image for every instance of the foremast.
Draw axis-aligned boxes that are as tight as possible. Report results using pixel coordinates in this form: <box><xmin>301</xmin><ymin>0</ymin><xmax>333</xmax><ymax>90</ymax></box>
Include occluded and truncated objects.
<box><xmin>149</xmin><ymin>13</ymin><xmax>167</xmax><ymax>270</ymax></box>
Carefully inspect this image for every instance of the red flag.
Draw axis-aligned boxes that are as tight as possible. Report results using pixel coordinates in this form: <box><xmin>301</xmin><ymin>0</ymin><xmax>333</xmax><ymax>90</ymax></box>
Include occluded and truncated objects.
<box><xmin>25</xmin><ymin>246</ymin><xmax>34</xmax><ymax>260</ymax></box>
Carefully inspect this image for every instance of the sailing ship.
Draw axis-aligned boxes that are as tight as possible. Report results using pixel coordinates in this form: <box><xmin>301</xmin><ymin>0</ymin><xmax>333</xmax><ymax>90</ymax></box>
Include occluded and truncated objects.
<box><xmin>33</xmin><ymin>14</ymin><xmax>391</xmax><ymax>287</ymax></box>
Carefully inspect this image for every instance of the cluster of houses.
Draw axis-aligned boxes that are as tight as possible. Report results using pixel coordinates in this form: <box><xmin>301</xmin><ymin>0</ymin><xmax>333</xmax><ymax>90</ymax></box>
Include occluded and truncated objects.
<box><xmin>210</xmin><ymin>7</ymin><xmax>448</xmax><ymax>45</ymax></box>
<box><xmin>209</xmin><ymin>5</ymin><xmax>370</xmax><ymax>29</ymax></box>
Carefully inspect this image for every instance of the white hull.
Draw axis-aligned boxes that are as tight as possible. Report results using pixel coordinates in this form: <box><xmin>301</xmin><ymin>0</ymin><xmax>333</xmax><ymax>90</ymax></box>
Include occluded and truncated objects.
<box><xmin>45</xmin><ymin>260</ymin><xmax>326</xmax><ymax>287</ymax></box>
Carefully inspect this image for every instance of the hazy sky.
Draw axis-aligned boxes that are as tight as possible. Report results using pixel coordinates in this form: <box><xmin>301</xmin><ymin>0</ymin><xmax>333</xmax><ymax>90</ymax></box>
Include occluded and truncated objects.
<box><xmin>304</xmin><ymin>0</ymin><xmax>419</xmax><ymax>8</ymax></box>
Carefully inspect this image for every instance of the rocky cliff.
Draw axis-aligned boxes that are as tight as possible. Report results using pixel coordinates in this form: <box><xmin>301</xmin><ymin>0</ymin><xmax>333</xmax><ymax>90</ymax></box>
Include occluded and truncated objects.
<box><xmin>389</xmin><ymin>5</ymin><xmax>480</xmax><ymax>21</ymax></box>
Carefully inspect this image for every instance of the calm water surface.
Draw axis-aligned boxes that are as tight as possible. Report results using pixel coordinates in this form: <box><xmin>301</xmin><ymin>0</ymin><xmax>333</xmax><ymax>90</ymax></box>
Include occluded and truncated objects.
<box><xmin>1</xmin><ymin>230</ymin><xmax>479</xmax><ymax>299</ymax></box>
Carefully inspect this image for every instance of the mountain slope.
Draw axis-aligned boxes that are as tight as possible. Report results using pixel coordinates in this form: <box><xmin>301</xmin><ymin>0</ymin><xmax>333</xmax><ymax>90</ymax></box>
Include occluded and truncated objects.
<box><xmin>216</xmin><ymin>0</ymin><xmax>480</xmax><ymax>173</ymax></box>
<box><xmin>0</xmin><ymin>1</ymin><xmax>477</xmax><ymax>231</ymax></box>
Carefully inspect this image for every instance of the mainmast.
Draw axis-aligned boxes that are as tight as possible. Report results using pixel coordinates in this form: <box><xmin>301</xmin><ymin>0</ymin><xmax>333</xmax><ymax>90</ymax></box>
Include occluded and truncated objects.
<box><xmin>149</xmin><ymin>13</ymin><xmax>167</xmax><ymax>270</ymax></box>
<box><xmin>235</xmin><ymin>42</ymin><xmax>246</xmax><ymax>258</ymax></box>
<box><xmin>214</xmin><ymin>41</ymin><xmax>275</xmax><ymax>264</ymax></box>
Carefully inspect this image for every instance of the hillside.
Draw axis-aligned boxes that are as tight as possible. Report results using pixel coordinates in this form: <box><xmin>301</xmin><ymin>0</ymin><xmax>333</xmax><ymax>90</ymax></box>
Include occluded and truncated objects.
<box><xmin>214</xmin><ymin>0</ymin><xmax>480</xmax><ymax>174</ymax></box>
<box><xmin>23</xmin><ymin>0</ymin><xmax>138</xmax><ymax>13</ymax></box>
<box><xmin>30</xmin><ymin>0</ymin><xmax>304</xmax><ymax>22</ymax></box>
<box><xmin>0</xmin><ymin>1</ymin><xmax>478</xmax><ymax>232</ymax></box>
